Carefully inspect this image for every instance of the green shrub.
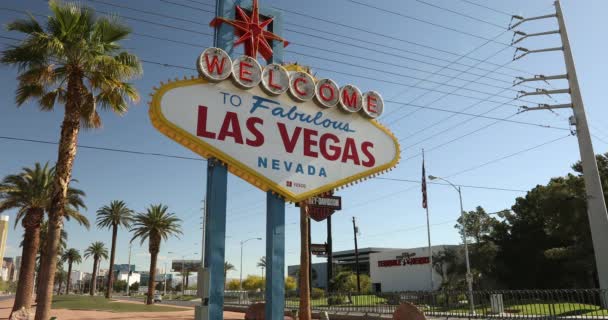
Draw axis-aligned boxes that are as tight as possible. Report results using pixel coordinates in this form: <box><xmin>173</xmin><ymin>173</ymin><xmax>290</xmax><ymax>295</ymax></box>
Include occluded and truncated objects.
<box><xmin>328</xmin><ymin>294</ymin><xmax>348</xmax><ymax>305</ymax></box>
<box><xmin>311</xmin><ymin>288</ymin><xmax>325</xmax><ymax>299</ymax></box>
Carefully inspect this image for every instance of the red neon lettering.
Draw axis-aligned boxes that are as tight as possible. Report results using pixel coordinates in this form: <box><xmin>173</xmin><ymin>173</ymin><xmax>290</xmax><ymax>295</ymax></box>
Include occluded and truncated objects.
<box><xmin>217</xmin><ymin>112</ymin><xmax>243</xmax><ymax>144</ymax></box>
<box><xmin>196</xmin><ymin>106</ymin><xmax>216</xmax><ymax>139</ymax></box>
<box><xmin>303</xmin><ymin>128</ymin><xmax>318</xmax><ymax>158</ymax></box>
<box><xmin>319</xmin><ymin>133</ymin><xmax>340</xmax><ymax>161</ymax></box>
<box><xmin>245</xmin><ymin>117</ymin><xmax>264</xmax><ymax>147</ymax></box>
<box><xmin>204</xmin><ymin>54</ymin><xmax>226</xmax><ymax>75</ymax></box>
<box><xmin>367</xmin><ymin>95</ymin><xmax>378</xmax><ymax>113</ymax></box>
<box><xmin>293</xmin><ymin>77</ymin><xmax>307</xmax><ymax>96</ymax></box>
<box><xmin>341</xmin><ymin>138</ymin><xmax>360</xmax><ymax>165</ymax></box>
<box><xmin>277</xmin><ymin>123</ymin><xmax>301</xmax><ymax>153</ymax></box>
<box><xmin>239</xmin><ymin>61</ymin><xmax>253</xmax><ymax>82</ymax></box>
<box><xmin>268</xmin><ymin>69</ymin><xmax>282</xmax><ymax>90</ymax></box>
<box><xmin>361</xmin><ymin>141</ymin><xmax>375</xmax><ymax>167</ymax></box>
<box><xmin>342</xmin><ymin>89</ymin><xmax>358</xmax><ymax>109</ymax></box>
<box><xmin>319</xmin><ymin>83</ymin><xmax>335</xmax><ymax>102</ymax></box>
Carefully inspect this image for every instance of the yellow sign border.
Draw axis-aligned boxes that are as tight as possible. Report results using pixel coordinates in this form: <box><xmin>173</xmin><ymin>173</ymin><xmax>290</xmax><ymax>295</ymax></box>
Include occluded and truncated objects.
<box><xmin>149</xmin><ymin>76</ymin><xmax>401</xmax><ymax>203</ymax></box>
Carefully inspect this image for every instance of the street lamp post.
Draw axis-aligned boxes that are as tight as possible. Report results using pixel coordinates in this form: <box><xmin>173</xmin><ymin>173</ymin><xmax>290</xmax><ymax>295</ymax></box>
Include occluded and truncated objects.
<box><xmin>428</xmin><ymin>175</ymin><xmax>475</xmax><ymax>315</ymax></box>
<box><xmin>240</xmin><ymin>238</ymin><xmax>262</xmax><ymax>290</ymax></box>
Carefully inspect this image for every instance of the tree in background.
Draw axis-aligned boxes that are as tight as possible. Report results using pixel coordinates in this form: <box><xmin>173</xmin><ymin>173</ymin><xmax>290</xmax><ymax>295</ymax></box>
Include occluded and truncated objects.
<box><xmin>114</xmin><ymin>280</ymin><xmax>128</xmax><ymax>293</ymax></box>
<box><xmin>285</xmin><ymin>276</ymin><xmax>297</xmax><ymax>291</ymax></box>
<box><xmin>96</xmin><ymin>200</ymin><xmax>133</xmax><ymax>298</ymax></box>
<box><xmin>226</xmin><ymin>279</ymin><xmax>240</xmax><ymax>291</ymax></box>
<box><xmin>55</xmin><ymin>267</ymin><xmax>67</xmax><ymax>295</ymax></box>
<box><xmin>61</xmin><ymin>248</ymin><xmax>82</xmax><ymax>295</ymax></box>
<box><xmin>257</xmin><ymin>256</ymin><xmax>266</xmax><ymax>278</ymax></box>
<box><xmin>0</xmin><ymin>163</ymin><xmax>88</xmax><ymax>314</ymax></box>
<box><xmin>84</xmin><ymin>242</ymin><xmax>108</xmax><ymax>296</ymax></box>
<box><xmin>242</xmin><ymin>275</ymin><xmax>265</xmax><ymax>291</ymax></box>
<box><xmin>1</xmin><ymin>1</ymin><xmax>142</xmax><ymax>316</ymax></box>
<box><xmin>129</xmin><ymin>282</ymin><xmax>140</xmax><ymax>293</ymax></box>
<box><xmin>224</xmin><ymin>261</ymin><xmax>236</xmax><ymax>287</ymax></box>
<box><xmin>330</xmin><ymin>271</ymin><xmax>371</xmax><ymax>293</ymax></box>
<box><xmin>130</xmin><ymin>204</ymin><xmax>182</xmax><ymax>304</ymax></box>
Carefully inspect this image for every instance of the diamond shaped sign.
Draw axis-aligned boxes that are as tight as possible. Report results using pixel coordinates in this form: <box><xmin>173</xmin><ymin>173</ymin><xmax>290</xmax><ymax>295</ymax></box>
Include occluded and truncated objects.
<box><xmin>149</xmin><ymin>76</ymin><xmax>400</xmax><ymax>203</ymax></box>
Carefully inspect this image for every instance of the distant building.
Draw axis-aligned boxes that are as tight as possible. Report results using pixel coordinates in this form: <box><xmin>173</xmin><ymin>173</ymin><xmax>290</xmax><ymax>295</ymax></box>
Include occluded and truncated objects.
<box><xmin>116</xmin><ymin>271</ymin><xmax>140</xmax><ymax>287</ymax></box>
<box><xmin>114</xmin><ymin>264</ymin><xmax>135</xmax><ymax>273</ymax></box>
<box><xmin>0</xmin><ymin>216</ymin><xmax>9</xmax><ymax>267</ymax></box>
<box><xmin>15</xmin><ymin>256</ymin><xmax>21</xmax><ymax>281</ymax></box>
<box><xmin>1</xmin><ymin>257</ymin><xmax>15</xmax><ymax>282</ymax></box>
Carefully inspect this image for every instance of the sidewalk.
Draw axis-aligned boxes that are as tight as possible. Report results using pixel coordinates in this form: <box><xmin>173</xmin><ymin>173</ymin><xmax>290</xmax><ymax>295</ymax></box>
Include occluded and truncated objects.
<box><xmin>0</xmin><ymin>297</ymin><xmax>246</xmax><ymax>320</ymax></box>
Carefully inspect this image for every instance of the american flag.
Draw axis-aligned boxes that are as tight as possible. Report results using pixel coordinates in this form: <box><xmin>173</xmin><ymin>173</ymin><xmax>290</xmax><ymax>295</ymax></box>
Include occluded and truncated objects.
<box><xmin>422</xmin><ymin>152</ymin><xmax>427</xmax><ymax>209</ymax></box>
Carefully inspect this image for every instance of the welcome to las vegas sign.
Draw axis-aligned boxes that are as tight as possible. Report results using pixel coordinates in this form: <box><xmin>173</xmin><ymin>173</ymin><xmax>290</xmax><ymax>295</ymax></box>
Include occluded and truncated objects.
<box><xmin>148</xmin><ymin>2</ymin><xmax>400</xmax><ymax>203</ymax></box>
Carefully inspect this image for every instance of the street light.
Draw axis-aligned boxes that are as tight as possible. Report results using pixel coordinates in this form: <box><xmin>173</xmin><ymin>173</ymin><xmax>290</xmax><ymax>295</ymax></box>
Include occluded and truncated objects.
<box><xmin>240</xmin><ymin>237</ymin><xmax>262</xmax><ymax>290</ymax></box>
<box><xmin>428</xmin><ymin>175</ymin><xmax>475</xmax><ymax>315</ymax></box>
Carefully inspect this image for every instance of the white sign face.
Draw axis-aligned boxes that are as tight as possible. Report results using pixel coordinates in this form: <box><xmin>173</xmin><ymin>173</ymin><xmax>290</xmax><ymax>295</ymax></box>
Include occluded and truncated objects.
<box><xmin>150</xmin><ymin>78</ymin><xmax>399</xmax><ymax>202</ymax></box>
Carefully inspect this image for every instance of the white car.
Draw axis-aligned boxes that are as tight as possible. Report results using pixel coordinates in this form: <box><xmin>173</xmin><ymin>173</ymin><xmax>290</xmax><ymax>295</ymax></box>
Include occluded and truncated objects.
<box><xmin>153</xmin><ymin>293</ymin><xmax>162</xmax><ymax>303</ymax></box>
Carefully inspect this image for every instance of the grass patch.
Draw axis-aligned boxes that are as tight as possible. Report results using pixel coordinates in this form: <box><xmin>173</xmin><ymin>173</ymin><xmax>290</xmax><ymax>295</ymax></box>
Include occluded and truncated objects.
<box><xmin>441</xmin><ymin>302</ymin><xmax>608</xmax><ymax>316</ymax></box>
<box><xmin>285</xmin><ymin>294</ymin><xmax>387</xmax><ymax>307</ymax></box>
<box><xmin>52</xmin><ymin>295</ymin><xmax>188</xmax><ymax>313</ymax></box>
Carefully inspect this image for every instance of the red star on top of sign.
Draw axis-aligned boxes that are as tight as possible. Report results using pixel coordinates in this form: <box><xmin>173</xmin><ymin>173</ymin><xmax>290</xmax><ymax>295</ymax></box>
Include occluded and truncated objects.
<box><xmin>210</xmin><ymin>0</ymin><xmax>289</xmax><ymax>61</ymax></box>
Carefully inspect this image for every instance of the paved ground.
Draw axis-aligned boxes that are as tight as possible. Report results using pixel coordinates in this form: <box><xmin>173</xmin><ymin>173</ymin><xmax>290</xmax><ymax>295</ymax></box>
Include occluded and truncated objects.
<box><xmin>0</xmin><ymin>297</ymin><xmax>247</xmax><ymax>320</ymax></box>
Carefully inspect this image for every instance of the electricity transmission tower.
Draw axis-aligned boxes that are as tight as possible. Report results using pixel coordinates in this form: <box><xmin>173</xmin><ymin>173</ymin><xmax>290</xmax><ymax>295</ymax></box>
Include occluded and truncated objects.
<box><xmin>511</xmin><ymin>1</ymin><xmax>608</xmax><ymax>305</ymax></box>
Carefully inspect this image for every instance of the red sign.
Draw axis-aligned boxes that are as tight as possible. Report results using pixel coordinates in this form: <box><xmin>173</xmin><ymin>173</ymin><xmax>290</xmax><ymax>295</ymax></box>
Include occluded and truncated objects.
<box><xmin>378</xmin><ymin>252</ymin><xmax>430</xmax><ymax>268</ymax></box>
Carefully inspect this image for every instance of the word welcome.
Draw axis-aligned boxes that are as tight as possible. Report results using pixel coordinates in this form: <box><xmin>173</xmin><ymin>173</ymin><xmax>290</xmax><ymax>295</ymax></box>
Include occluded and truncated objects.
<box><xmin>197</xmin><ymin>47</ymin><xmax>384</xmax><ymax>118</ymax></box>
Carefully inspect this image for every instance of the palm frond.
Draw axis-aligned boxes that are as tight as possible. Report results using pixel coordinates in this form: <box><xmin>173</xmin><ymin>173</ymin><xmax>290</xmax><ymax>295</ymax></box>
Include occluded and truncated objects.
<box><xmin>6</xmin><ymin>14</ymin><xmax>43</xmax><ymax>35</ymax></box>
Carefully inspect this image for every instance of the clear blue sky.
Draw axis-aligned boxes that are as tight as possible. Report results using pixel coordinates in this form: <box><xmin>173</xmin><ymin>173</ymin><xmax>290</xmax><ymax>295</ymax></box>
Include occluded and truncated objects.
<box><xmin>1</xmin><ymin>0</ymin><xmax>607</xmax><ymax>280</ymax></box>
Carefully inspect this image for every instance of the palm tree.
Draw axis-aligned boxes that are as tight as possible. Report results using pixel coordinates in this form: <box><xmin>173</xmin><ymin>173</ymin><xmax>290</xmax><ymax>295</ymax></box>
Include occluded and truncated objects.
<box><xmin>61</xmin><ymin>249</ymin><xmax>82</xmax><ymax>295</ymax></box>
<box><xmin>0</xmin><ymin>163</ymin><xmax>51</xmax><ymax>312</ymax></box>
<box><xmin>1</xmin><ymin>2</ymin><xmax>142</xmax><ymax>317</ymax></box>
<box><xmin>299</xmin><ymin>204</ymin><xmax>312</xmax><ymax>320</ymax></box>
<box><xmin>224</xmin><ymin>261</ymin><xmax>235</xmax><ymax>287</ymax></box>
<box><xmin>257</xmin><ymin>256</ymin><xmax>266</xmax><ymax>279</ymax></box>
<box><xmin>96</xmin><ymin>200</ymin><xmax>133</xmax><ymax>299</ymax></box>
<box><xmin>84</xmin><ymin>242</ymin><xmax>108</xmax><ymax>296</ymax></box>
<box><xmin>131</xmin><ymin>204</ymin><xmax>182</xmax><ymax>304</ymax></box>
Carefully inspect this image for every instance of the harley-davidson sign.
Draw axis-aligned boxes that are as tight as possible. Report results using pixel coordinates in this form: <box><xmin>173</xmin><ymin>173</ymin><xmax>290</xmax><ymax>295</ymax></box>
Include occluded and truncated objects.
<box><xmin>149</xmin><ymin>48</ymin><xmax>399</xmax><ymax>202</ymax></box>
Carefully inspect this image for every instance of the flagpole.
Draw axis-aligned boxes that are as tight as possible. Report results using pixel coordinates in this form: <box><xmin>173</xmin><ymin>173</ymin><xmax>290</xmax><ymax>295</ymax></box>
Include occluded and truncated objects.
<box><xmin>422</xmin><ymin>149</ymin><xmax>434</xmax><ymax>290</ymax></box>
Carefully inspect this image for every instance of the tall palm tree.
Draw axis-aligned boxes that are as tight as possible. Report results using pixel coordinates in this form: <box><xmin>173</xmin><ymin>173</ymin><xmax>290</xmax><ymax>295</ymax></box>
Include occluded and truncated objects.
<box><xmin>0</xmin><ymin>163</ymin><xmax>51</xmax><ymax>313</ymax></box>
<box><xmin>257</xmin><ymin>256</ymin><xmax>266</xmax><ymax>279</ymax></box>
<box><xmin>61</xmin><ymin>249</ymin><xmax>82</xmax><ymax>295</ymax></box>
<box><xmin>96</xmin><ymin>200</ymin><xmax>133</xmax><ymax>299</ymax></box>
<box><xmin>299</xmin><ymin>204</ymin><xmax>311</xmax><ymax>320</ymax></box>
<box><xmin>84</xmin><ymin>242</ymin><xmax>108</xmax><ymax>296</ymax></box>
<box><xmin>130</xmin><ymin>204</ymin><xmax>182</xmax><ymax>304</ymax></box>
<box><xmin>224</xmin><ymin>261</ymin><xmax>235</xmax><ymax>287</ymax></box>
<box><xmin>1</xmin><ymin>2</ymin><xmax>141</xmax><ymax>317</ymax></box>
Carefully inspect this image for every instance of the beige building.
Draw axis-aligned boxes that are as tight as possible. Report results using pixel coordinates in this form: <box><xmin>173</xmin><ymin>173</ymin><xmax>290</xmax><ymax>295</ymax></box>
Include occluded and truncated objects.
<box><xmin>0</xmin><ymin>216</ymin><xmax>8</xmax><ymax>265</ymax></box>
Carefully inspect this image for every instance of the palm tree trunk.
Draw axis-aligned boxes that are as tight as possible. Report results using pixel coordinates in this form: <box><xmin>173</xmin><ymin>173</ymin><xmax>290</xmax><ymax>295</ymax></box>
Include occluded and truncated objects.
<box><xmin>57</xmin><ymin>277</ymin><xmax>63</xmax><ymax>295</ymax></box>
<box><xmin>147</xmin><ymin>249</ymin><xmax>159</xmax><ymax>305</ymax></box>
<box><xmin>299</xmin><ymin>203</ymin><xmax>311</xmax><ymax>320</ymax></box>
<box><xmin>66</xmin><ymin>261</ymin><xmax>73</xmax><ymax>295</ymax></box>
<box><xmin>35</xmin><ymin>73</ymin><xmax>83</xmax><ymax>320</ymax></box>
<box><xmin>106</xmin><ymin>226</ymin><xmax>118</xmax><ymax>299</ymax></box>
<box><xmin>11</xmin><ymin>209</ymin><xmax>43</xmax><ymax>314</ymax></box>
<box><xmin>91</xmin><ymin>258</ymin><xmax>99</xmax><ymax>296</ymax></box>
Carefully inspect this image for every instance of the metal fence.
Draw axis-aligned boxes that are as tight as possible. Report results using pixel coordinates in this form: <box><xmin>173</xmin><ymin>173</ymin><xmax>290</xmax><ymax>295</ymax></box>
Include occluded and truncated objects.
<box><xmin>226</xmin><ymin>289</ymin><xmax>608</xmax><ymax>319</ymax></box>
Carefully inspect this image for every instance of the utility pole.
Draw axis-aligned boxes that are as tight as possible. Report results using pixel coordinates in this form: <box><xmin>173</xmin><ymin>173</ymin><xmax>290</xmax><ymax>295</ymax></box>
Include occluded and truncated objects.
<box><xmin>352</xmin><ymin>217</ymin><xmax>361</xmax><ymax>293</ymax></box>
<box><xmin>126</xmin><ymin>244</ymin><xmax>132</xmax><ymax>296</ymax></box>
<box><xmin>327</xmin><ymin>215</ymin><xmax>333</xmax><ymax>292</ymax></box>
<box><xmin>308</xmin><ymin>216</ymin><xmax>312</xmax><ymax>293</ymax></box>
<box><xmin>164</xmin><ymin>262</ymin><xmax>167</xmax><ymax>295</ymax></box>
<box><xmin>512</xmin><ymin>1</ymin><xmax>608</xmax><ymax>306</ymax></box>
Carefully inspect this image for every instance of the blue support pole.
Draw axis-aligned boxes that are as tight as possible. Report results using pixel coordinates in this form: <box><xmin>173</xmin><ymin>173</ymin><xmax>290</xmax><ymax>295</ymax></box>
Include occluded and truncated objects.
<box><xmin>265</xmin><ymin>192</ymin><xmax>285</xmax><ymax>320</ymax></box>
<box><xmin>201</xmin><ymin>158</ymin><xmax>228</xmax><ymax>320</ymax></box>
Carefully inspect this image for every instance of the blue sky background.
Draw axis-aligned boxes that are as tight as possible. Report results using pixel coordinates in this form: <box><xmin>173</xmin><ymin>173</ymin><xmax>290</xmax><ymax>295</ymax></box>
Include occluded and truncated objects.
<box><xmin>1</xmin><ymin>0</ymin><xmax>607</xmax><ymax>280</ymax></box>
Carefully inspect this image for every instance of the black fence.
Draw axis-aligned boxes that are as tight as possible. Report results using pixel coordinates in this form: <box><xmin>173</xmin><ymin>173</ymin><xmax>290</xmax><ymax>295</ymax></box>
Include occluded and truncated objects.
<box><xmin>226</xmin><ymin>289</ymin><xmax>608</xmax><ymax>319</ymax></box>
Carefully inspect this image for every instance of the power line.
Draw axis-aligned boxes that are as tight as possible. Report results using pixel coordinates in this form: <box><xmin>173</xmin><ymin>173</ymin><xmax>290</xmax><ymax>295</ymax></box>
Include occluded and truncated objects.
<box><xmin>347</xmin><ymin>0</ymin><xmax>514</xmax><ymax>47</ymax></box>
<box><xmin>414</xmin><ymin>0</ymin><xmax>506</xmax><ymax>29</ymax></box>
<box><xmin>375</xmin><ymin>177</ymin><xmax>527</xmax><ymax>193</ymax></box>
<box><xmin>383</xmin><ymin>38</ymin><xmax>515</xmax><ymax>124</ymax></box>
<box><xmin>454</xmin><ymin>0</ymin><xmax>514</xmax><ymax>17</ymax></box>
<box><xmin>443</xmin><ymin>134</ymin><xmax>573</xmax><ymax>178</ymax></box>
<box><xmin>160</xmin><ymin>0</ymin><xmax>215</xmax><ymax>11</ymax></box>
<box><xmin>0</xmin><ymin>135</ymin><xmax>205</xmax><ymax>161</ymax></box>
<box><xmin>85</xmin><ymin>0</ymin><xmax>210</xmax><ymax>24</ymax></box>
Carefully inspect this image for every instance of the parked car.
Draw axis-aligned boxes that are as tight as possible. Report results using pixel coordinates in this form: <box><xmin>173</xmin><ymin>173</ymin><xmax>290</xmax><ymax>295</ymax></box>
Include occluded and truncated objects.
<box><xmin>154</xmin><ymin>293</ymin><xmax>162</xmax><ymax>303</ymax></box>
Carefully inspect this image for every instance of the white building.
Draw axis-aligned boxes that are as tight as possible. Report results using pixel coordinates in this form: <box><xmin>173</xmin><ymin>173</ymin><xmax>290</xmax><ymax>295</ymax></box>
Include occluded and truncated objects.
<box><xmin>116</xmin><ymin>271</ymin><xmax>141</xmax><ymax>286</ymax></box>
<box><xmin>369</xmin><ymin>245</ymin><xmax>455</xmax><ymax>292</ymax></box>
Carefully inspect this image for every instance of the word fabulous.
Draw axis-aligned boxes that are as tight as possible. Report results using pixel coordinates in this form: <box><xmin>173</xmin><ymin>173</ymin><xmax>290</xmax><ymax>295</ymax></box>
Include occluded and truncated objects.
<box><xmin>197</xmin><ymin>47</ymin><xmax>384</xmax><ymax>119</ymax></box>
